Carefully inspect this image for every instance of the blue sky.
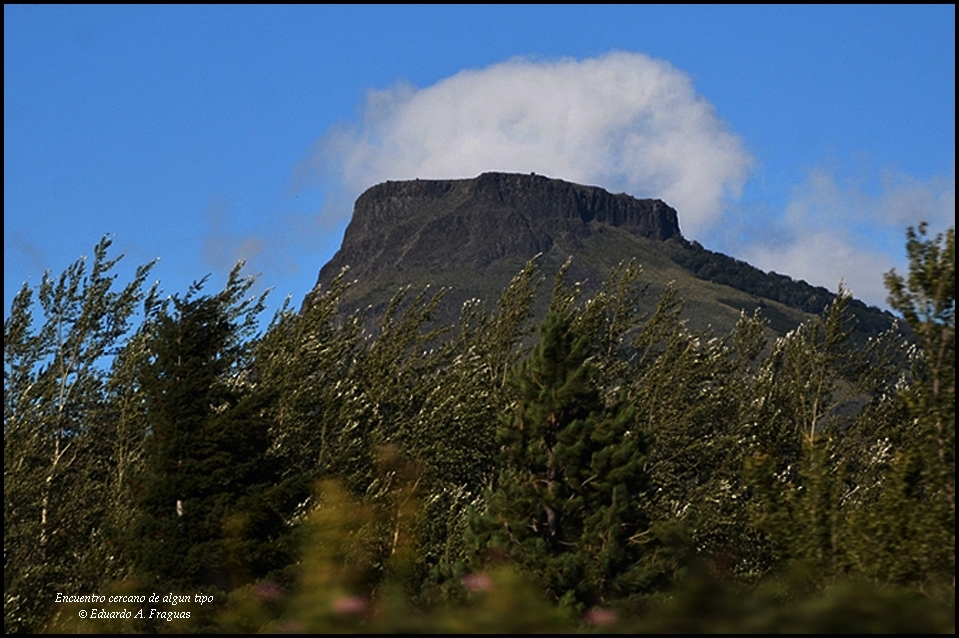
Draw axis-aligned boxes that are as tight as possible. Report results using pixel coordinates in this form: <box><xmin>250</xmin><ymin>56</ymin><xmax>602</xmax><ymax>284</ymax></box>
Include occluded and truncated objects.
<box><xmin>4</xmin><ymin>5</ymin><xmax>955</xmax><ymax>322</ymax></box>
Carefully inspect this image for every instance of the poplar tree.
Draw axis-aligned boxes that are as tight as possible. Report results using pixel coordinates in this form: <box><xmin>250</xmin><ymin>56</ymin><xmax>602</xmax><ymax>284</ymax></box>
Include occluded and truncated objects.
<box><xmin>848</xmin><ymin>223</ymin><xmax>956</xmax><ymax>588</ymax></box>
<box><xmin>742</xmin><ymin>288</ymin><xmax>900</xmax><ymax>578</ymax></box>
<box><xmin>883</xmin><ymin>223</ymin><xmax>955</xmax><ymax>518</ymax></box>
<box><xmin>4</xmin><ymin>237</ymin><xmax>157</xmax><ymax>633</ymax></box>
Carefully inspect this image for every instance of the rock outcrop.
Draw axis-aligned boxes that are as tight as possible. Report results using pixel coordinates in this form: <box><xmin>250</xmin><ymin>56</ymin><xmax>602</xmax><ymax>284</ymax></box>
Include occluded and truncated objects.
<box><xmin>317</xmin><ymin>172</ymin><xmax>684</xmax><ymax>290</ymax></box>
<box><xmin>308</xmin><ymin>171</ymin><xmax>893</xmax><ymax>338</ymax></box>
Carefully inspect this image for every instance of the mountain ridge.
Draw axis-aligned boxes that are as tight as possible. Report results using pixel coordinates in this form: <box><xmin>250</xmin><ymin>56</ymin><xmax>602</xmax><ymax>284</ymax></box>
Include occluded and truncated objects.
<box><xmin>309</xmin><ymin>172</ymin><xmax>893</xmax><ymax>337</ymax></box>
<box><xmin>321</xmin><ymin>172</ymin><xmax>684</xmax><ymax>277</ymax></box>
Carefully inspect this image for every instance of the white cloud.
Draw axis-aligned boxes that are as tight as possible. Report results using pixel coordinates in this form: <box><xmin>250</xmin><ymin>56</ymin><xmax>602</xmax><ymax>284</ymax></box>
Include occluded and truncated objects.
<box><xmin>739</xmin><ymin>165</ymin><xmax>955</xmax><ymax>308</ymax></box>
<box><xmin>303</xmin><ymin>52</ymin><xmax>753</xmax><ymax>238</ymax></box>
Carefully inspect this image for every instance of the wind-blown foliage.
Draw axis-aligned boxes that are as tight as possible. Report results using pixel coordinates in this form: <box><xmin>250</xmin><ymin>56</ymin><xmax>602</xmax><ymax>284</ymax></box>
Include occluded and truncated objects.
<box><xmin>883</xmin><ymin>223</ymin><xmax>954</xmax><ymax>518</ymax></box>
<box><xmin>5</xmin><ymin>227</ymin><xmax>955</xmax><ymax>633</ymax></box>
<box><xmin>4</xmin><ymin>237</ymin><xmax>158</xmax><ymax>633</ymax></box>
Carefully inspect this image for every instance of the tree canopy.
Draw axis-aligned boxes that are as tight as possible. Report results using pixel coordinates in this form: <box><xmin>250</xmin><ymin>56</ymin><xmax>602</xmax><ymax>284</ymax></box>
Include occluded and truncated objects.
<box><xmin>5</xmin><ymin>226</ymin><xmax>955</xmax><ymax>633</ymax></box>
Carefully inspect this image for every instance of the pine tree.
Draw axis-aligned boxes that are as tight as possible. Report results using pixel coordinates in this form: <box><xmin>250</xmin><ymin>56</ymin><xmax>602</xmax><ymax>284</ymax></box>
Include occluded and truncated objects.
<box><xmin>469</xmin><ymin>311</ymin><xmax>654</xmax><ymax>610</ymax></box>
<box><xmin>130</xmin><ymin>269</ymin><xmax>286</xmax><ymax>594</ymax></box>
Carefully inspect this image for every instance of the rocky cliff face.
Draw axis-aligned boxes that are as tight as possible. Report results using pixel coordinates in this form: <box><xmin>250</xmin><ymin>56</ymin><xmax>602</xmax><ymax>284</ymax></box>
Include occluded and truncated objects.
<box><xmin>317</xmin><ymin>172</ymin><xmax>684</xmax><ymax>291</ymax></box>
<box><xmin>308</xmin><ymin>171</ymin><xmax>892</xmax><ymax>338</ymax></box>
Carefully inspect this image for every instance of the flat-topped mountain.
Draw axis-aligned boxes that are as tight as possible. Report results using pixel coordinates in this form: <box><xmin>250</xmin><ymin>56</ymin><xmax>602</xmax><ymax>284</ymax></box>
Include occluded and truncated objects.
<box><xmin>310</xmin><ymin>172</ymin><xmax>893</xmax><ymax>337</ymax></box>
<box><xmin>320</xmin><ymin>171</ymin><xmax>682</xmax><ymax>276</ymax></box>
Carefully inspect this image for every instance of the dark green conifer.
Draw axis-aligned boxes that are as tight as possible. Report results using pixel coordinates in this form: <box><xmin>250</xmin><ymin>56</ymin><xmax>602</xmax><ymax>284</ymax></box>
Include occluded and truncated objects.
<box><xmin>469</xmin><ymin>311</ymin><xmax>654</xmax><ymax>610</ymax></box>
<box><xmin>130</xmin><ymin>271</ymin><xmax>285</xmax><ymax>593</ymax></box>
